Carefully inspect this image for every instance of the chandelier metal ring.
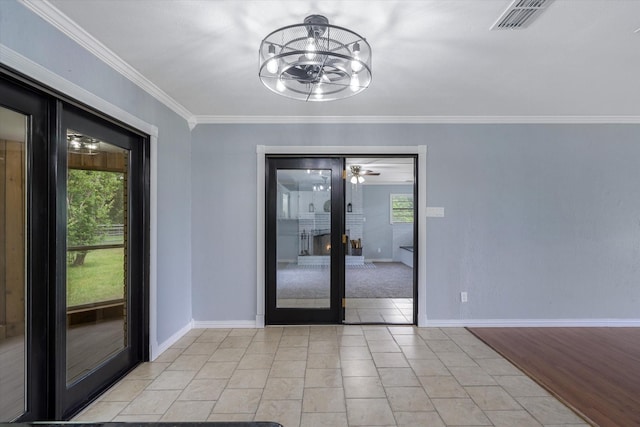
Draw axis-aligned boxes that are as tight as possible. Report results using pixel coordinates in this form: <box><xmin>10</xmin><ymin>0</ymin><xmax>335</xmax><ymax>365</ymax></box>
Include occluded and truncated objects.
<box><xmin>259</xmin><ymin>15</ymin><xmax>372</xmax><ymax>101</ymax></box>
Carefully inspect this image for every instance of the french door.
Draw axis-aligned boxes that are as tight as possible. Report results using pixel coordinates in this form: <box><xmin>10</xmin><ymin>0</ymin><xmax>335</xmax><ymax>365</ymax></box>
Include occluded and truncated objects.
<box><xmin>266</xmin><ymin>157</ymin><xmax>345</xmax><ymax>324</ymax></box>
<box><xmin>0</xmin><ymin>71</ymin><xmax>148</xmax><ymax>421</ymax></box>
<box><xmin>265</xmin><ymin>155</ymin><xmax>418</xmax><ymax>325</ymax></box>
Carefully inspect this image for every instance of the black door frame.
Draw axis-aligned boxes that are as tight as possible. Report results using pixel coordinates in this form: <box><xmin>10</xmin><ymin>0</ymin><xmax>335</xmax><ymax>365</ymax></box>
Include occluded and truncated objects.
<box><xmin>265</xmin><ymin>156</ymin><xmax>345</xmax><ymax>324</ymax></box>
<box><xmin>1</xmin><ymin>67</ymin><xmax>150</xmax><ymax>421</ymax></box>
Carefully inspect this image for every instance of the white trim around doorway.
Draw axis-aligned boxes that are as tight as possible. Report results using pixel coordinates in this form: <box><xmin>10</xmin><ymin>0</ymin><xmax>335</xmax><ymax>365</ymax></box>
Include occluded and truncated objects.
<box><xmin>256</xmin><ymin>145</ymin><xmax>428</xmax><ymax>327</ymax></box>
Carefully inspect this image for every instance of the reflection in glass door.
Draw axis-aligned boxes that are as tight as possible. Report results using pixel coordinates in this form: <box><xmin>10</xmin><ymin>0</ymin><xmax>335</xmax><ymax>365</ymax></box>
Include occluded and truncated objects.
<box><xmin>0</xmin><ymin>106</ymin><xmax>27</xmax><ymax>421</ymax></box>
<box><xmin>65</xmin><ymin>130</ymin><xmax>128</xmax><ymax>383</ymax></box>
<box><xmin>276</xmin><ymin>168</ymin><xmax>332</xmax><ymax>309</ymax></box>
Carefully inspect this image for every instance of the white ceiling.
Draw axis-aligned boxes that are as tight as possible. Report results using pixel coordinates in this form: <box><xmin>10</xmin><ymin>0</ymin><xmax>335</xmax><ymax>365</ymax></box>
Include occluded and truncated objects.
<box><xmin>30</xmin><ymin>1</ymin><xmax>640</xmax><ymax>122</ymax></box>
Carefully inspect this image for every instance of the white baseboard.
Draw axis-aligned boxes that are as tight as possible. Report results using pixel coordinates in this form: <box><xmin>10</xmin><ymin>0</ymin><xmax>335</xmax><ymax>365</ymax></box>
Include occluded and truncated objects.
<box><xmin>152</xmin><ymin>320</ymin><xmax>193</xmax><ymax>361</ymax></box>
<box><xmin>193</xmin><ymin>320</ymin><xmax>258</xmax><ymax>328</ymax></box>
<box><xmin>417</xmin><ymin>314</ymin><xmax>428</xmax><ymax>328</ymax></box>
<box><xmin>424</xmin><ymin>318</ymin><xmax>640</xmax><ymax>328</ymax></box>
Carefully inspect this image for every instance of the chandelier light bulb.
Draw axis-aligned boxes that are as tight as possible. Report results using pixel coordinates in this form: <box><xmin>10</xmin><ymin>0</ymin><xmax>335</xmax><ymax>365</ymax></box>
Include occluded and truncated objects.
<box><xmin>266</xmin><ymin>44</ymin><xmax>279</xmax><ymax>73</ymax></box>
<box><xmin>351</xmin><ymin>42</ymin><xmax>363</xmax><ymax>72</ymax></box>
<box><xmin>266</xmin><ymin>58</ymin><xmax>278</xmax><ymax>74</ymax></box>
<box><xmin>305</xmin><ymin>37</ymin><xmax>317</xmax><ymax>60</ymax></box>
<box><xmin>358</xmin><ymin>176</ymin><xmax>365</xmax><ymax>184</ymax></box>
<box><xmin>350</xmin><ymin>176</ymin><xmax>357</xmax><ymax>184</ymax></box>
<box><xmin>350</xmin><ymin>74</ymin><xmax>360</xmax><ymax>92</ymax></box>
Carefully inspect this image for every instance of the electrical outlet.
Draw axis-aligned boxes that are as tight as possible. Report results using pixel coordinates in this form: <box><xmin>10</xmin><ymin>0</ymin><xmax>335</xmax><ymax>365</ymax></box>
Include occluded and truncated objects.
<box><xmin>460</xmin><ymin>292</ymin><xmax>468</xmax><ymax>303</ymax></box>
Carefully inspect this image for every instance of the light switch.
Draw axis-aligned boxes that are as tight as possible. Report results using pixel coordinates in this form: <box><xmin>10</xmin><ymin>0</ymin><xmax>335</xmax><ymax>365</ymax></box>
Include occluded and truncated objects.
<box><xmin>426</xmin><ymin>207</ymin><xmax>445</xmax><ymax>217</ymax></box>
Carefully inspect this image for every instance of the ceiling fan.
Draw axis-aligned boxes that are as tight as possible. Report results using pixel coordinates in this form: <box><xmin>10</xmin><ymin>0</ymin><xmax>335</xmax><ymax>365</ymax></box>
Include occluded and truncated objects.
<box><xmin>349</xmin><ymin>165</ymin><xmax>380</xmax><ymax>184</ymax></box>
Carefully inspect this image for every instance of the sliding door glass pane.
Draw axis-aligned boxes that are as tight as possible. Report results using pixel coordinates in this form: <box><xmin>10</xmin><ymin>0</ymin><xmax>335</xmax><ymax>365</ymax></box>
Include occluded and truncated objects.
<box><xmin>276</xmin><ymin>169</ymin><xmax>331</xmax><ymax>308</ymax></box>
<box><xmin>66</xmin><ymin>130</ymin><xmax>128</xmax><ymax>383</ymax></box>
<box><xmin>0</xmin><ymin>106</ymin><xmax>27</xmax><ymax>420</ymax></box>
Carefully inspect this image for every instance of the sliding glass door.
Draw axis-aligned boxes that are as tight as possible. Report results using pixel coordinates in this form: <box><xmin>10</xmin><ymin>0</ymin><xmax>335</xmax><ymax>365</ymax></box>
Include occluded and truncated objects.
<box><xmin>1</xmin><ymin>70</ymin><xmax>149</xmax><ymax>420</ymax></box>
<box><xmin>1</xmin><ymin>74</ymin><xmax>51</xmax><ymax>421</ymax></box>
<box><xmin>55</xmin><ymin>104</ymin><xmax>148</xmax><ymax>418</ymax></box>
<box><xmin>0</xmin><ymin>105</ymin><xmax>28</xmax><ymax>421</ymax></box>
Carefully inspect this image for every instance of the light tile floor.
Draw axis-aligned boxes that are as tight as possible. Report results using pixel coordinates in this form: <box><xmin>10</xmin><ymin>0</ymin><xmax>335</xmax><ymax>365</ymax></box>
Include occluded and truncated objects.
<box><xmin>74</xmin><ymin>326</ymin><xmax>589</xmax><ymax>427</ymax></box>
<box><xmin>276</xmin><ymin>298</ymin><xmax>414</xmax><ymax>324</ymax></box>
<box><xmin>346</xmin><ymin>298</ymin><xmax>413</xmax><ymax>324</ymax></box>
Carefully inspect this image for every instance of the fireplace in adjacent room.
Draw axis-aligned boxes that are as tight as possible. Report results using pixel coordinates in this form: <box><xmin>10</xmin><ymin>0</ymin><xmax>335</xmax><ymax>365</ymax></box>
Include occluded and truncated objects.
<box><xmin>313</xmin><ymin>233</ymin><xmax>331</xmax><ymax>255</ymax></box>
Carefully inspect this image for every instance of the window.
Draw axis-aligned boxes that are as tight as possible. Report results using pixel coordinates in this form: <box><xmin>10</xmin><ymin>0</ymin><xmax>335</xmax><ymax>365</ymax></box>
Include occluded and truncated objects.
<box><xmin>390</xmin><ymin>193</ymin><xmax>414</xmax><ymax>223</ymax></box>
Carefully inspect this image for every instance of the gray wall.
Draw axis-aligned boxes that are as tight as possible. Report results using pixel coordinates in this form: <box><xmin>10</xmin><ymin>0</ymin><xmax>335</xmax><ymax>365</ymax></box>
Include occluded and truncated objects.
<box><xmin>1</xmin><ymin>1</ymin><xmax>193</xmax><ymax>343</ymax></box>
<box><xmin>191</xmin><ymin>123</ymin><xmax>640</xmax><ymax>322</ymax></box>
<box><xmin>362</xmin><ymin>185</ymin><xmax>413</xmax><ymax>260</ymax></box>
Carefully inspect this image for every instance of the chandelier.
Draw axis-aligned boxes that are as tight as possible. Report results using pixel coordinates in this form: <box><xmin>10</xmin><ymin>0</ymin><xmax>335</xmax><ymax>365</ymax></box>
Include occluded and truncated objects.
<box><xmin>67</xmin><ymin>131</ymin><xmax>100</xmax><ymax>155</ymax></box>
<box><xmin>259</xmin><ymin>15</ymin><xmax>372</xmax><ymax>101</ymax></box>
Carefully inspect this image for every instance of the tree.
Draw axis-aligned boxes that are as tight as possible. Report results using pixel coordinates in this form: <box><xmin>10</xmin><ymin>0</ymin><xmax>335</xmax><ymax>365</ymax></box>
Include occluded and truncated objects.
<box><xmin>67</xmin><ymin>169</ymin><xmax>123</xmax><ymax>266</ymax></box>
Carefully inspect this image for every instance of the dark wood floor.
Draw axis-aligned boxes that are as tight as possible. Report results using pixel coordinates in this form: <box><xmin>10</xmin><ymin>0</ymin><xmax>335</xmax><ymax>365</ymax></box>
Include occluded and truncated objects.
<box><xmin>0</xmin><ymin>319</ymin><xmax>124</xmax><ymax>420</ymax></box>
<box><xmin>468</xmin><ymin>327</ymin><xmax>640</xmax><ymax>427</ymax></box>
<box><xmin>0</xmin><ymin>335</ymin><xmax>25</xmax><ymax>421</ymax></box>
<box><xmin>67</xmin><ymin>318</ymin><xmax>125</xmax><ymax>382</ymax></box>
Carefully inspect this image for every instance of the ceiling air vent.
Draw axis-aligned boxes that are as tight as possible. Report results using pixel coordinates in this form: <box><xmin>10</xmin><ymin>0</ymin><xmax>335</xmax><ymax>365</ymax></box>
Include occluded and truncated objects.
<box><xmin>491</xmin><ymin>0</ymin><xmax>554</xmax><ymax>30</ymax></box>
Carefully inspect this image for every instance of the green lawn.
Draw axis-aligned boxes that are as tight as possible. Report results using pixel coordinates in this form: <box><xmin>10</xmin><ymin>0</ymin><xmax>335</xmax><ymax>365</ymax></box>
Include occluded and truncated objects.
<box><xmin>66</xmin><ymin>248</ymin><xmax>124</xmax><ymax>307</ymax></box>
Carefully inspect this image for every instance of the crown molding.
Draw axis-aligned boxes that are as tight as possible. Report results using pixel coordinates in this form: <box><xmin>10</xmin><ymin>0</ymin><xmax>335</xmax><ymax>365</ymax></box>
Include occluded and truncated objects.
<box><xmin>18</xmin><ymin>0</ymin><xmax>194</xmax><ymax>123</ymax></box>
<box><xmin>193</xmin><ymin>115</ymin><xmax>640</xmax><ymax>125</ymax></box>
